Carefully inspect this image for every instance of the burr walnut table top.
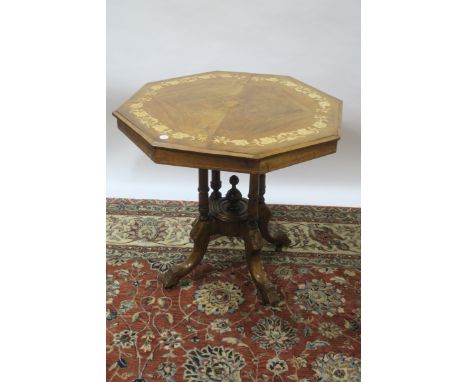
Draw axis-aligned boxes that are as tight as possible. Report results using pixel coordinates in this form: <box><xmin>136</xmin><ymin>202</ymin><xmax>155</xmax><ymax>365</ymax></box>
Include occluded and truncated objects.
<box><xmin>113</xmin><ymin>71</ymin><xmax>342</xmax><ymax>173</ymax></box>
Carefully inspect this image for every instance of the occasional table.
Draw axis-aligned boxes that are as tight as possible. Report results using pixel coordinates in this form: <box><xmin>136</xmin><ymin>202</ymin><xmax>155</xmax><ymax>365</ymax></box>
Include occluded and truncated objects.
<box><xmin>113</xmin><ymin>71</ymin><xmax>342</xmax><ymax>305</ymax></box>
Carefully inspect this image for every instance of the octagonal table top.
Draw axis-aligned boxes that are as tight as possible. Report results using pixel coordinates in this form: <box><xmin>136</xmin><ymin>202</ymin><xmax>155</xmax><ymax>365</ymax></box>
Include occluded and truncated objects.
<box><xmin>113</xmin><ymin>71</ymin><xmax>342</xmax><ymax>173</ymax></box>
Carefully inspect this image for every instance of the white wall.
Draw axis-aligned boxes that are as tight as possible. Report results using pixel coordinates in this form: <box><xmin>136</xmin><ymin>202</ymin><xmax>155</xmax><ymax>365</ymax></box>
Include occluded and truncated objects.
<box><xmin>107</xmin><ymin>0</ymin><xmax>360</xmax><ymax>206</ymax></box>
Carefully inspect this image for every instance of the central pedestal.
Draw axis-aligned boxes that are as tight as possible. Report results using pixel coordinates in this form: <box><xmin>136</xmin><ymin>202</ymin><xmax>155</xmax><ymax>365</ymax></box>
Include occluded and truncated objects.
<box><xmin>163</xmin><ymin>171</ymin><xmax>290</xmax><ymax>306</ymax></box>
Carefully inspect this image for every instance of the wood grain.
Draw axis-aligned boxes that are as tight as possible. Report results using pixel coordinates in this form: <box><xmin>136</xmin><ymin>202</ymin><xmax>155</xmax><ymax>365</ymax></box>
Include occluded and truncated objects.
<box><xmin>113</xmin><ymin>71</ymin><xmax>341</xmax><ymax>173</ymax></box>
<box><xmin>117</xmin><ymin>119</ymin><xmax>337</xmax><ymax>174</ymax></box>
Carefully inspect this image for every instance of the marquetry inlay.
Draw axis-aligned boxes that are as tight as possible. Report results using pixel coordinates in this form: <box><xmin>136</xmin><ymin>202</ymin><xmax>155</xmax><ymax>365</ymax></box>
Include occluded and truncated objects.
<box><xmin>114</xmin><ymin>71</ymin><xmax>341</xmax><ymax>158</ymax></box>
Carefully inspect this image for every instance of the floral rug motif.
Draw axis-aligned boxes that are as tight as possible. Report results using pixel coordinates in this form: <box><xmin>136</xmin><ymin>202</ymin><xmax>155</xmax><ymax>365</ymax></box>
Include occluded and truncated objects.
<box><xmin>106</xmin><ymin>199</ymin><xmax>361</xmax><ymax>382</ymax></box>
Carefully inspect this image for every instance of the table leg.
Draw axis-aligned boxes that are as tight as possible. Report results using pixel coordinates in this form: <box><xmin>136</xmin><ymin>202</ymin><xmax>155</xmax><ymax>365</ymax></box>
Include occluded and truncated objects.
<box><xmin>163</xmin><ymin>169</ymin><xmax>211</xmax><ymax>288</ymax></box>
<box><xmin>258</xmin><ymin>174</ymin><xmax>291</xmax><ymax>251</ymax></box>
<box><xmin>198</xmin><ymin>169</ymin><xmax>210</xmax><ymax>221</ymax></box>
<box><xmin>243</xmin><ymin>174</ymin><xmax>280</xmax><ymax>305</ymax></box>
<box><xmin>163</xmin><ymin>219</ymin><xmax>210</xmax><ymax>288</ymax></box>
<box><xmin>210</xmin><ymin>170</ymin><xmax>222</xmax><ymax>199</ymax></box>
<box><xmin>163</xmin><ymin>170</ymin><xmax>283</xmax><ymax>305</ymax></box>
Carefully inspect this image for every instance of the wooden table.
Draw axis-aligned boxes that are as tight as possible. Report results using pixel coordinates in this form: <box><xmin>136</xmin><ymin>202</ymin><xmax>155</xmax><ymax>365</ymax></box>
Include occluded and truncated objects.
<box><xmin>113</xmin><ymin>71</ymin><xmax>342</xmax><ymax>305</ymax></box>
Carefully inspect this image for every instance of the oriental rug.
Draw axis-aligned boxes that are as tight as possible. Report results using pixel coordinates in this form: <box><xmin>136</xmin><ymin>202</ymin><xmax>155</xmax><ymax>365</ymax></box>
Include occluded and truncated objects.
<box><xmin>106</xmin><ymin>198</ymin><xmax>361</xmax><ymax>382</ymax></box>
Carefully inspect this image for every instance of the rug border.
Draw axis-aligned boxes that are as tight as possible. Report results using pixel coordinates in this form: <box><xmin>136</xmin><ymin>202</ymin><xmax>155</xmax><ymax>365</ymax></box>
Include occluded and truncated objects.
<box><xmin>106</xmin><ymin>197</ymin><xmax>361</xmax><ymax>211</ymax></box>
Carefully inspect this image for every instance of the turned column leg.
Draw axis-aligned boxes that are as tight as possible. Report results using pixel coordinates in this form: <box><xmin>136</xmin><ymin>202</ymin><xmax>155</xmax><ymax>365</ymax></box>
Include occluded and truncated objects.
<box><xmin>210</xmin><ymin>170</ymin><xmax>222</xmax><ymax>199</ymax></box>
<box><xmin>198</xmin><ymin>169</ymin><xmax>210</xmax><ymax>221</ymax></box>
<box><xmin>243</xmin><ymin>174</ymin><xmax>280</xmax><ymax>305</ymax></box>
<box><xmin>163</xmin><ymin>169</ymin><xmax>211</xmax><ymax>288</ymax></box>
<box><xmin>247</xmin><ymin>174</ymin><xmax>260</xmax><ymax>229</ymax></box>
<box><xmin>258</xmin><ymin>174</ymin><xmax>291</xmax><ymax>251</ymax></box>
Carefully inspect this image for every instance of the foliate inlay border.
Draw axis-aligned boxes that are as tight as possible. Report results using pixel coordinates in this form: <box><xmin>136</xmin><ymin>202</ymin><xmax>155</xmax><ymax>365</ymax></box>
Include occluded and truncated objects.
<box><xmin>128</xmin><ymin>73</ymin><xmax>334</xmax><ymax>147</ymax></box>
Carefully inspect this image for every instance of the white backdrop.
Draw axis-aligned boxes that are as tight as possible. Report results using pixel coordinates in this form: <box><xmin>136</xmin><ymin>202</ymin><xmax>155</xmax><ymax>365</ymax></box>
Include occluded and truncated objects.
<box><xmin>107</xmin><ymin>0</ymin><xmax>360</xmax><ymax>206</ymax></box>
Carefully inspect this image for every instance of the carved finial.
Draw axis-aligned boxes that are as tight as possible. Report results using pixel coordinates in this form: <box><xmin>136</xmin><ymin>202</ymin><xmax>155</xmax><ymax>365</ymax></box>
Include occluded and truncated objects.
<box><xmin>229</xmin><ymin>175</ymin><xmax>239</xmax><ymax>187</ymax></box>
<box><xmin>226</xmin><ymin>175</ymin><xmax>243</xmax><ymax>211</ymax></box>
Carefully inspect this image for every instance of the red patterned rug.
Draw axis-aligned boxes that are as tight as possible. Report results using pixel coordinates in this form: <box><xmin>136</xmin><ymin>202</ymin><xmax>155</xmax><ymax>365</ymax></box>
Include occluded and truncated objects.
<box><xmin>106</xmin><ymin>199</ymin><xmax>361</xmax><ymax>382</ymax></box>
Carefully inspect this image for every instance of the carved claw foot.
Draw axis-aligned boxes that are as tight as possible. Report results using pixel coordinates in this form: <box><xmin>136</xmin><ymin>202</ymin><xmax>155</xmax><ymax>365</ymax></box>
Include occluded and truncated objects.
<box><xmin>258</xmin><ymin>283</ymin><xmax>281</xmax><ymax>306</ymax></box>
<box><xmin>162</xmin><ymin>269</ymin><xmax>180</xmax><ymax>289</ymax></box>
<box><xmin>270</xmin><ymin>231</ymin><xmax>291</xmax><ymax>251</ymax></box>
